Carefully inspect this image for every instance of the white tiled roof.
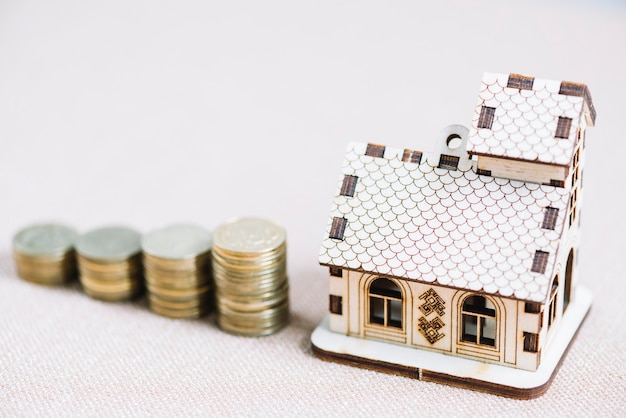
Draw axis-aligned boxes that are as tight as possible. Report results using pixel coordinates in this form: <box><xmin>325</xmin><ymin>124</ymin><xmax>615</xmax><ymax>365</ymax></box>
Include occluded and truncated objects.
<box><xmin>467</xmin><ymin>72</ymin><xmax>585</xmax><ymax>166</ymax></box>
<box><xmin>319</xmin><ymin>143</ymin><xmax>570</xmax><ymax>303</ymax></box>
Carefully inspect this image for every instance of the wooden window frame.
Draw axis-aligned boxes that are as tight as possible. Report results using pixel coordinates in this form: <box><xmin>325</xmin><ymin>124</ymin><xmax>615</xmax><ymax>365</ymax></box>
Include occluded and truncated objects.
<box><xmin>523</xmin><ymin>332</ymin><xmax>539</xmax><ymax>353</ymax></box>
<box><xmin>329</xmin><ymin>295</ymin><xmax>343</xmax><ymax>315</ymax></box>
<box><xmin>549</xmin><ymin>179</ymin><xmax>565</xmax><ymax>188</ymax></box>
<box><xmin>368</xmin><ymin>278</ymin><xmax>403</xmax><ymax>329</ymax></box>
<box><xmin>524</xmin><ymin>302</ymin><xmax>541</xmax><ymax>314</ymax></box>
<box><xmin>402</xmin><ymin>149</ymin><xmax>422</xmax><ymax>164</ymax></box>
<box><xmin>548</xmin><ymin>278</ymin><xmax>559</xmax><ymax>328</ymax></box>
<box><xmin>461</xmin><ymin>295</ymin><xmax>497</xmax><ymax>347</ymax></box>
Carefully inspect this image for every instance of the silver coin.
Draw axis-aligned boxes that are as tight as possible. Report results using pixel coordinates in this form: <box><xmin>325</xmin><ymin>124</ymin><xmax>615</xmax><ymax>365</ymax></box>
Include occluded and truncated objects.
<box><xmin>142</xmin><ymin>224</ymin><xmax>212</xmax><ymax>259</ymax></box>
<box><xmin>13</xmin><ymin>223</ymin><xmax>78</xmax><ymax>257</ymax></box>
<box><xmin>213</xmin><ymin>218</ymin><xmax>285</xmax><ymax>254</ymax></box>
<box><xmin>75</xmin><ymin>226</ymin><xmax>142</xmax><ymax>261</ymax></box>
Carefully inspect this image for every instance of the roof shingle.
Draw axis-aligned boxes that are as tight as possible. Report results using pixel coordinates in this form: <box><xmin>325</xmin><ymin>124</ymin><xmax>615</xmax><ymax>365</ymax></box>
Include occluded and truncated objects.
<box><xmin>468</xmin><ymin>73</ymin><xmax>587</xmax><ymax>166</ymax></box>
<box><xmin>319</xmin><ymin>142</ymin><xmax>570</xmax><ymax>303</ymax></box>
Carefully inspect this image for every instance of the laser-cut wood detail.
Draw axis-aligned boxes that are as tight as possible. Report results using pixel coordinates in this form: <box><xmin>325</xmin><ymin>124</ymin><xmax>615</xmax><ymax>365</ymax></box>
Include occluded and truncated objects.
<box><xmin>438</xmin><ymin>154</ymin><xmax>459</xmax><ymax>170</ymax></box>
<box><xmin>507</xmin><ymin>73</ymin><xmax>534</xmax><ymax>90</ymax></box>
<box><xmin>417</xmin><ymin>288</ymin><xmax>446</xmax><ymax>344</ymax></box>
<box><xmin>531</xmin><ymin>251</ymin><xmax>550</xmax><ymax>274</ymax></box>
<box><xmin>461</xmin><ymin>295</ymin><xmax>496</xmax><ymax>347</ymax></box>
<box><xmin>329</xmin><ymin>266</ymin><xmax>343</xmax><ymax>277</ymax></box>
<box><xmin>329</xmin><ymin>217</ymin><xmax>346</xmax><ymax>240</ymax></box>
<box><xmin>368</xmin><ymin>278</ymin><xmax>403</xmax><ymax>329</ymax></box>
<box><xmin>523</xmin><ymin>332</ymin><xmax>539</xmax><ymax>353</ymax></box>
<box><xmin>329</xmin><ymin>295</ymin><xmax>343</xmax><ymax>315</ymax></box>
<box><xmin>340</xmin><ymin>175</ymin><xmax>358</xmax><ymax>197</ymax></box>
<box><xmin>478</xmin><ymin>106</ymin><xmax>496</xmax><ymax>129</ymax></box>
<box><xmin>542</xmin><ymin>207</ymin><xmax>559</xmax><ymax>230</ymax></box>
<box><xmin>402</xmin><ymin>149</ymin><xmax>422</xmax><ymax>164</ymax></box>
<box><xmin>555</xmin><ymin>117</ymin><xmax>573</xmax><ymax>139</ymax></box>
<box><xmin>315</xmin><ymin>71</ymin><xmax>596</xmax><ymax>398</ymax></box>
<box><xmin>365</xmin><ymin>143</ymin><xmax>385</xmax><ymax>158</ymax></box>
<box><xmin>524</xmin><ymin>302</ymin><xmax>541</xmax><ymax>314</ymax></box>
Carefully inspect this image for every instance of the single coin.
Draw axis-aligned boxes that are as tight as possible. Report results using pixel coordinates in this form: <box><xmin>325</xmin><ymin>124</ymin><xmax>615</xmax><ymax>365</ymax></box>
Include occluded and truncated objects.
<box><xmin>142</xmin><ymin>225</ymin><xmax>211</xmax><ymax>259</ymax></box>
<box><xmin>147</xmin><ymin>282</ymin><xmax>211</xmax><ymax>300</ymax></box>
<box><xmin>149</xmin><ymin>303</ymin><xmax>204</xmax><ymax>319</ymax></box>
<box><xmin>75</xmin><ymin>226</ymin><xmax>142</xmax><ymax>261</ymax></box>
<box><xmin>13</xmin><ymin>223</ymin><xmax>78</xmax><ymax>257</ymax></box>
<box><xmin>143</xmin><ymin>253</ymin><xmax>210</xmax><ymax>272</ymax></box>
<box><xmin>147</xmin><ymin>293</ymin><xmax>209</xmax><ymax>310</ymax></box>
<box><xmin>79</xmin><ymin>276</ymin><xmax>139</xmax><ymax>293</ymax></box>
<box><xmin>83</xmin><ymin>287</ymin><xmax>140</xmax><ymax>302</ymax></box>
<box><xmin>213</xmin><ymin>218</ymin><xmax>285</xmax><ymax>254</ymax></box>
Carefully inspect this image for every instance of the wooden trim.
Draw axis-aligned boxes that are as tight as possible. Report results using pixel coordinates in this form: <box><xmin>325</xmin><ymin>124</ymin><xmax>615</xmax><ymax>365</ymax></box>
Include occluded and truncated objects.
<box><xmin>340</xmin><ymin>175</ymin><xmax>358</xmax><ymax>197</ymax></box>
<box><xmin>507</xmin><ymin>73</ymin><xmax>534</xmax><ymax>90</ymax></box>
<box><xmin>470</xmin><ymin>152</ymin><xmax>571</xmax><ymax>168</ymax></box>
<box><xmin>311</xmin><ymin>306</ymin><xmax>590</xmax><ymax>399</ymax></box>
<box><xmin>365</xmin><ymin>143</ymin><xmax>386</xmax><ymax>158</ymax></box>
<box><xmin>317</xmin><ymin>264</ymin><xmax>551</xmax><ymax>304</ymax></box>
<box><xmin>477</xmin><ymin>106</ymin><xmax>496</xmax><ymax>129</ymax></box>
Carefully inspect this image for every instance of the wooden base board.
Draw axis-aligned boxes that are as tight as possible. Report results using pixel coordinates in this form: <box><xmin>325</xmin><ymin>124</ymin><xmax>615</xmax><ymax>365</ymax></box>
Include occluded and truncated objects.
<box><xmin>311</xmin><ymin>286</ymin><xmax>592</xmax><ymax>399</ymax></box>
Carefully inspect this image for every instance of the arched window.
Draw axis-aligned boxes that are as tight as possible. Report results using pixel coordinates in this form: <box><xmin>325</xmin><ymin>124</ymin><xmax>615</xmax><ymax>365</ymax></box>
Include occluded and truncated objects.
<box><xmin>548</xmin><ymin>277</ymin><xmax>559</xmax><ymax>328</ymax></box>
<box><xmin>564</xmin><ymin>250</ymin><xmax>574</xmax><ymax>312</ymax></box>
<box><xmin>461</xmin><ymin>295</ymin><xmax>496</xmax><ymax>347</ymax></box>
<box><xmin>369</xmin><ymin>278</ymin><xmax>402</xmax><ymax>328</ymax></box>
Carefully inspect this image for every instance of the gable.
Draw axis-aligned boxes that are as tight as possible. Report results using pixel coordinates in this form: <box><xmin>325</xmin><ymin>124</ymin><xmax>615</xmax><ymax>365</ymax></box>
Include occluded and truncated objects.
<box><xmin>467</xmin><ymin>72</ymin><xmax>587</xmax><ymax>166</ymax></box>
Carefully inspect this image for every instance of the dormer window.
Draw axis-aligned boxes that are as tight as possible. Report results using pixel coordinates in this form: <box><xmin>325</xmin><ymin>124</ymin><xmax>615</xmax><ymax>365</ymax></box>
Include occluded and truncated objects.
<box><xmin>477</xmin><ymin>106</ymin><xmax>496</xmax><ymax>129</ymax></box>
<box><xmin>555</xmin><ymin>117</ymin><xmax>573</xmax><ymax>139</ymax></box>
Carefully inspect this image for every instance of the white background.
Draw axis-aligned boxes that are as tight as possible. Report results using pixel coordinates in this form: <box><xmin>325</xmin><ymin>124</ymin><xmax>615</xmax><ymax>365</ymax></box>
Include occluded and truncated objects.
<box><xmin>1</xmin><ymin>0</ymin><xmax>624</xmax><ymax>415</ymax></box>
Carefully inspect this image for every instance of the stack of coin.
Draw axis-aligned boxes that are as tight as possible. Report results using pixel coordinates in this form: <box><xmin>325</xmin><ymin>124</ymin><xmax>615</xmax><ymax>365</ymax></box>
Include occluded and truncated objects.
<box><xmin>75</xmin><ymin>226</ymin><xmax>143</xmax><ymax>301</ymax></box>
<box><xmin>212</xmin><ymin>218</ymin><xmax>289</xmax><ymax>336</ymax></box>
<box><xmin>142</xmin><ymin>225</ymin><xmax>213</xmax><ymax>319</ymax></box>
<box><xmin>12</xmin><ymin>223</ymin><xmax>79</xmax><ymax>285</ymax></box>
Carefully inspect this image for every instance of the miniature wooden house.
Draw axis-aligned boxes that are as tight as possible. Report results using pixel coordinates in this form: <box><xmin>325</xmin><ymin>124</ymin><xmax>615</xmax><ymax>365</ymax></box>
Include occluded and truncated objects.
<box><xmin>313</xmin><ymin>72</ymin><xmax>595</xmax><ymax>396</ymax></box>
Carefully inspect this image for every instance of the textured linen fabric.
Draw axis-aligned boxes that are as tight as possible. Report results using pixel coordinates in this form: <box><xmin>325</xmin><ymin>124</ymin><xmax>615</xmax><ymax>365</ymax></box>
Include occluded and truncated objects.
<box><xmin>0</xmin><ymin>0</ymin><xmax>624</xmax><ymax>416</ymax></box>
